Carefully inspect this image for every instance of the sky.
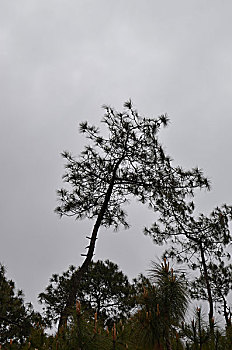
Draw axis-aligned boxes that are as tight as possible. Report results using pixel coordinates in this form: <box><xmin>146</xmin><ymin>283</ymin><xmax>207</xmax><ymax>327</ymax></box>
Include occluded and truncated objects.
<box><xmin>1</xmin><ymin>0</ymin><xmax>232</xmax><ymax>312</ymax></box>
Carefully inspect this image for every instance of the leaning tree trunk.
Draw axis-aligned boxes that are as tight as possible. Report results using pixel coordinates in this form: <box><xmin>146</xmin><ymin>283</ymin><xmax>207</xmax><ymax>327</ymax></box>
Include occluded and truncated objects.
<box><xmin>58</xmin><ymin>157</ymin><xmax>123</xmax><ymax>331</ymax></box>
<box><xmin>222</xmin><ymin>295</ymin><xmax>231</xmax><ymax>328</ymax></box>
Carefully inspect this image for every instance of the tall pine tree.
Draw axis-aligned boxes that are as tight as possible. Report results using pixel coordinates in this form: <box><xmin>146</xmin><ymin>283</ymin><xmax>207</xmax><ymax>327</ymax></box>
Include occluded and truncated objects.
<box><xmin>56</xmin><ymin>100</ymin><xmax>209</xmax><ymax>329</ymax></box>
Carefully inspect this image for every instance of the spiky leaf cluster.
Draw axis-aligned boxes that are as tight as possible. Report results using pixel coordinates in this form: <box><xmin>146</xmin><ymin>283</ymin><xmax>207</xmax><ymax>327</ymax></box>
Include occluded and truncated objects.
<box><xmin>131</xmin><ymin>260</ymin><xmax>188</xmax><ymax>349</ymax></box>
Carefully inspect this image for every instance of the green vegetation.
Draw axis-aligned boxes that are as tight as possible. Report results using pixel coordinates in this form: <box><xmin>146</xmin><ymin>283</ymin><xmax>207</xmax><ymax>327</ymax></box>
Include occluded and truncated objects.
<box><xmin>38</xmin><ymin>260</ymin><xmax>136</xmax><ymax>328</ymax></box>
<box><xmin>0</xmin><ymin>264</ymin><xmax>42</xmax><ymax>345</ymax></box>
<box><xmin>1</xmin><ymin>259</ymin><xmax>232</xmax><ymax>349</ymax></box>
<box><xmin>1</xmin><ymin>102</ymin><xmax>231</xmax><ymax>349</ymax></box>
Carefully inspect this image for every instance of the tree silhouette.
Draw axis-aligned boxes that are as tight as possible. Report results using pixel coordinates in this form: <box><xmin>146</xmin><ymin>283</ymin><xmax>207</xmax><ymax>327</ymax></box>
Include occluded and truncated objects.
<box><xmin>146</xmin><ymin>203</ymin><xmax>232</xmax><ymax>330</ymax></box>
<box><xmin>39</xmin><ymin>260</ymin><xmax>135</xmax><ymax>328</ymax></box>
<box><xmin>0</xmin><ymin>264</ymin><xmax>41</xmax><ymax>344</ymax></box>
<box><xmin>56</xmin><ymin>100</ymin><xmax>209</xmax><ymax>329</ymax></box>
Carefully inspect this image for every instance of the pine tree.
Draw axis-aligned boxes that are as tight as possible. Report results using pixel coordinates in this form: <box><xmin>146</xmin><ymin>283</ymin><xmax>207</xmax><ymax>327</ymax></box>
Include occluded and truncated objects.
<box><xmin>56</xmin><ymin>100</ymin><xmax>209</xmax><ymax>329</ymax></box>
<box><xmin>146</xmin><ymin>204</ymin><xmax>232</xmax><ymax>330</ymax></box>
<box><xmin>39</xmin><ymin>260</ymin><xmax>135</xmax><ymax>328</ymax></box>
<box><xmin>131</xmin><ymin>260</ymin><xmax>188</xmax><ymax>350</ymax></box>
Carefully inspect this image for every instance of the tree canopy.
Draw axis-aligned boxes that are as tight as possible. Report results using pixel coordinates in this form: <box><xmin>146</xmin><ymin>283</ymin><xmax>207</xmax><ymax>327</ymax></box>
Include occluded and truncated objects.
<box><xmin>39</xmin><ymin>260</ymin><xmax>135</xmax><ymax>328</ymax></box>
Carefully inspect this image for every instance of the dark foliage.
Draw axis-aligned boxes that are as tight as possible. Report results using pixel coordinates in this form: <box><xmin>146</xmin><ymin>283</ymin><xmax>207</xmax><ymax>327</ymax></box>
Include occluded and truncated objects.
<box><xmin>39</xmin><ymin>260</ymin><xmax>136</xmax><ymax>328</ymax></box>
<box><xmin>146</xmin><ymin>202</ymin><xmax>232</xmax><ymax>327</ymax></box>
<box><xmin>55</xmin><ymin>101</ymin><xmax>209</xmax><ymax>328</ymax></box>
<box><xmin>0</xmin><ymin>264</ymin><xmax>41</xmax><ymax>344</ymax></box>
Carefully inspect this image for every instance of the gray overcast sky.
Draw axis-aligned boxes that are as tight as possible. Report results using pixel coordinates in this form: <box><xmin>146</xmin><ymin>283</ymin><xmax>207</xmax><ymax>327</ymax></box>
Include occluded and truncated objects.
<box><xmin>1</xmin><ymin>0</ymin><xmax>232</xmax><ymax>310</ymax></box>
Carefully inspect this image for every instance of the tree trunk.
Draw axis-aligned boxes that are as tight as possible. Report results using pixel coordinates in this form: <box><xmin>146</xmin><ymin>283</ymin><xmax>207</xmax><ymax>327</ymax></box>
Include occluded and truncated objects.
<box><xmin>58</xmin><ymin>157</ymin><xmax>123</xmax><ymax>331</ymax></box>
<box><xmin>199</xmin><ymin>242</ymin><xmax>214</xmax><ymax>331</ymax></box>
<box><xmin>222</xmin><ymin>295</ymin><xmax>231</xmax><ymax>328</ymax></box>
<box><xmin>165</xmin><ymin>338</ymin><xmax>172</xmax><ymax>350</ymax></box>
